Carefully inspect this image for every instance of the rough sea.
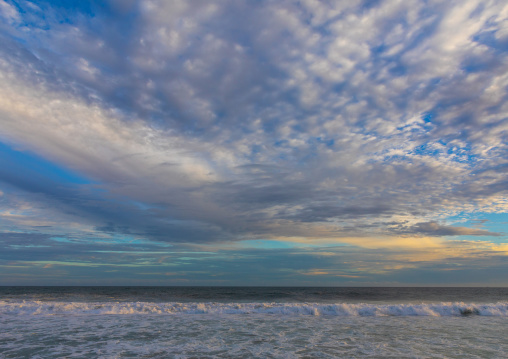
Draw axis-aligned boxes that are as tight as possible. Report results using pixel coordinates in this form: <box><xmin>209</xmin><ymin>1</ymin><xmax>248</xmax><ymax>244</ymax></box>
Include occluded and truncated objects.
<box><xmin>1</xmin><ymin>287</ymin><xmax>507</xmax><ymax>358</ymax></box>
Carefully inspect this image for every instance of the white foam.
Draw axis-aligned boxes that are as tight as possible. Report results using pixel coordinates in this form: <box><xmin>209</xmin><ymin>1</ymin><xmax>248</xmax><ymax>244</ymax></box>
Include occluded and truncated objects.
<box><xmin>1</xmin><ymin>301</ymin><xmax>507</xmax><ymax>317</ymax></box>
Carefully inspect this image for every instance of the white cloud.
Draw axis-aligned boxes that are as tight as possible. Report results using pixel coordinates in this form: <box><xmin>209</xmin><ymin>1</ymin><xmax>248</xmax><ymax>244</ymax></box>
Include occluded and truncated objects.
<box><xmin>0</xmin><ymin>0</ymin><xmax>20</xmax><ymax>25</ymax></box>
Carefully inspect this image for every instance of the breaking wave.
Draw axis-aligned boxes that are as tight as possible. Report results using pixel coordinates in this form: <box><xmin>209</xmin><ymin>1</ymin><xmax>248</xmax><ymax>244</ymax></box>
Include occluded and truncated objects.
<box><xmin>1</xmin><ymin>301</ymin><xmax>507</xmax><ymax>317</ymax></box>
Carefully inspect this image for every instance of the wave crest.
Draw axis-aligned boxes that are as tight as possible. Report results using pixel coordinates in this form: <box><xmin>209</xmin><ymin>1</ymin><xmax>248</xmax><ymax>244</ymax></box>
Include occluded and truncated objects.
<box><xmin>1</xmin><ymin>301</ymin><xmax>507</xmax><ymax>317</ymax></box>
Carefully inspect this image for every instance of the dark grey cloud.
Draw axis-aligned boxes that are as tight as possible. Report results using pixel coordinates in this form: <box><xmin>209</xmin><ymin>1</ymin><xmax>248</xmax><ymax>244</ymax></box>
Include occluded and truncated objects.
<box><xmin>405</xmin><ymin>222</ymin><xmax>502</xmax><ymax>237</ymax></box>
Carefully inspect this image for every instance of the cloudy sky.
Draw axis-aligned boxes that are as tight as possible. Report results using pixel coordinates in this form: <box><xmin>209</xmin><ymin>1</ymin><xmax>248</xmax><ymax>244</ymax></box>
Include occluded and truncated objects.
<box><xmin>0</xmin><ymin>0</ymin><xmax>507</xmax><ymax>286</ymax></box>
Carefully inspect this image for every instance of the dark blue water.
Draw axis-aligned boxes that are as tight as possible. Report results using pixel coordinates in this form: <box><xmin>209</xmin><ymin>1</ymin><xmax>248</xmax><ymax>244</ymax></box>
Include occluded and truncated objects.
<box><xmin>1</xmin><ymin>286</ymin><xmax>507</xmax><ymax>303</ymax></box>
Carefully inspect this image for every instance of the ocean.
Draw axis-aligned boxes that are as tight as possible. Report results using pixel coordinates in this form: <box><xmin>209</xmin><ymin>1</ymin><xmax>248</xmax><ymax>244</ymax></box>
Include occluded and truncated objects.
<box><xmin>1</xmin><ymin>287</ymin><xmax>507</xmax><ymax>358</ymax></box>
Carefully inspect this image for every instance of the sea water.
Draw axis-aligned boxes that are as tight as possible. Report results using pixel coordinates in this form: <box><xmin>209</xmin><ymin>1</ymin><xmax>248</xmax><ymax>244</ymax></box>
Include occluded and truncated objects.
<box><xmin>0</xmin><ymin>287</ymin><xmax>507</xmax><ymax>358</ymax></box>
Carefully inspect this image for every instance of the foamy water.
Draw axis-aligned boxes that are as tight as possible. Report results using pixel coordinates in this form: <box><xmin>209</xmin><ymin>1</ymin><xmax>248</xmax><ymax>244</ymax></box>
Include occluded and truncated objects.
<box><xmin>1</xmin><ymin>287</ymin><xmax>507</xmax><ymax>358</ymax></box>
<box><xmin>2</xmin><ymin>300</ymin><xmax>508</xmax><ymax>317</ymax></box>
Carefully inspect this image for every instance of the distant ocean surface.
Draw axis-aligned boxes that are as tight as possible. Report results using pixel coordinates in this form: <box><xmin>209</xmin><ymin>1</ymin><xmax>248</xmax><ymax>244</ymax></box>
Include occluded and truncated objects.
<box><xmin>1</xmin><ymin>287</ymin><xmax>507</xmax><ymax>358</ymax></box>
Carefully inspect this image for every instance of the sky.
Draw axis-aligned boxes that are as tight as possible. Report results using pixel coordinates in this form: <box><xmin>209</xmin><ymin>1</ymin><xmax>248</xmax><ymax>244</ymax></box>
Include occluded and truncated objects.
<box><xmin>0</xmin><ymin>0</ymin><xmax>507</xmax><ymax>286</ymax></box>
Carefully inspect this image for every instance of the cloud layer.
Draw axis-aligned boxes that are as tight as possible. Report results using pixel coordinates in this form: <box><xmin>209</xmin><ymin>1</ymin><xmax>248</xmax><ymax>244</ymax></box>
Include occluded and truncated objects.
<box><xmin>0</xmin><ymin>0</ymin><xmax>507</xmax><ymax>284</ymax></box>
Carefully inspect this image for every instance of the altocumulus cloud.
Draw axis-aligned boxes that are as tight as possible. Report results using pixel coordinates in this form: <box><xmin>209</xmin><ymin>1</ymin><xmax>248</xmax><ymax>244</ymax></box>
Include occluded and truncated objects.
<box><xmin>0</xmin><ymin>0</ymin><xmax>507</xmax><ymax>285</ymax></box>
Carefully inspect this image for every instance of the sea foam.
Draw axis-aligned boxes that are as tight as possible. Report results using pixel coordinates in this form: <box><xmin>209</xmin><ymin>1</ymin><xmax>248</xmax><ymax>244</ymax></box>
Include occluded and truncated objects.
<box><xmin>1</xmin><ymin>301</ymin><xmax>507</xmax><ymax>316</ymax></box>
